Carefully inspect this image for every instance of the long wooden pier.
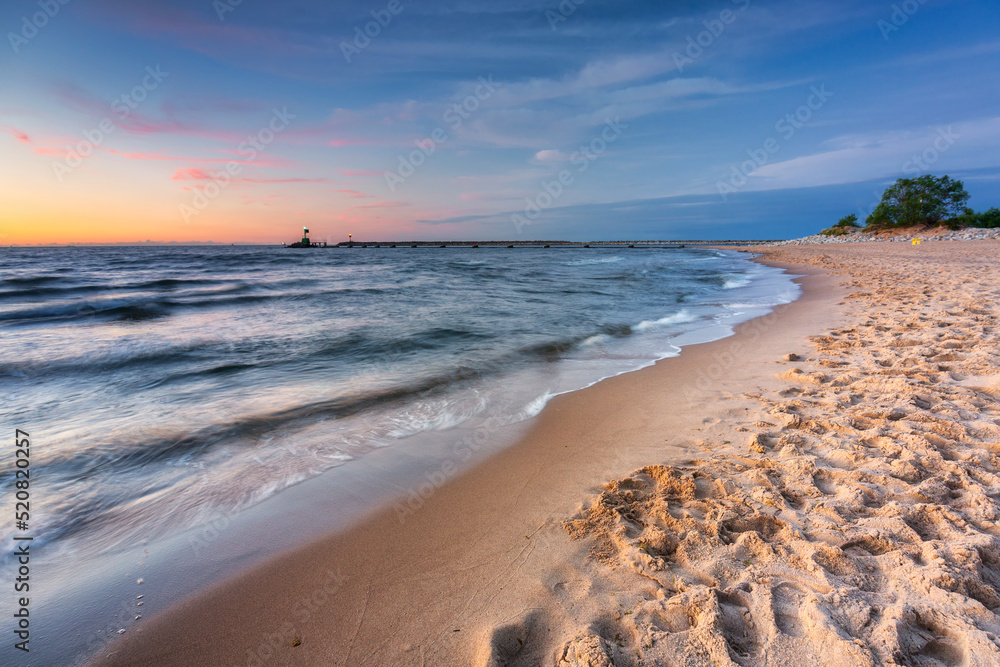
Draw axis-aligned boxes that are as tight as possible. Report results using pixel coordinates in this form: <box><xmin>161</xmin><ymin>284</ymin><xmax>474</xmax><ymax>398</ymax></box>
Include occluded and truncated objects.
<box><xmin>286</xmin><ymin>240</ymin><xmax>777</xmax><ymax>248</ymax></box>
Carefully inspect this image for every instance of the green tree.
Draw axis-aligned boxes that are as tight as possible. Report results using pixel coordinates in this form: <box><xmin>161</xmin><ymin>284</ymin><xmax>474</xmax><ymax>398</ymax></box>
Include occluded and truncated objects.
<box><xmin>865</xmin><ymin>175</ymin><xmax>970</xmax><ymax>229</ymax></box>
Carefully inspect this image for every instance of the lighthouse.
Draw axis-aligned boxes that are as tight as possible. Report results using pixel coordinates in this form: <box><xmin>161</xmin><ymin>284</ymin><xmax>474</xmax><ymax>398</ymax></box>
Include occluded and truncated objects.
<box><xmin>301</xmin><ymin>227</ymin><xmax>310</xmax><ymax>245</ymax></box>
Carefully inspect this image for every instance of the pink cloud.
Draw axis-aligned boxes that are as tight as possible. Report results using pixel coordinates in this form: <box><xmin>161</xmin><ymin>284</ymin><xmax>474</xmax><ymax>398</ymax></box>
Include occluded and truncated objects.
<box><xmin>110</xmin><ymin>149</ymin><xmax>289</xmax><ymax>168</ymax></box>
<box><xmin>51</xmin><ymin>82</ymin><xmax>250</xmax><ymax>144</ymax></box>
<box><xmin>1</xmin><ymin>126</ymin><xmax>31</xmax><ymax>144</ymax></box>
<box><xmin>171</xmin><ymin>167</ymin><xmax>331</xmax><ymax>185</ymax></box>
<box><xmin>333</xmin><ymin>189</ymin><xmax>372</xmax><ymax>198</ymax></box>
<box><xmin>32</xmin><ymin>146</ymin><xmax>68</xmax><ymax>156</ymax></box>
<box><xmin>55</xmin><ymin>79</ymin><xmax>402</xmax><ymax>150</ymax></box>
<box><xmin>172</xmin><ymin>168</ymin><xmax>211</xmax><ymax>180</ymax></box>
<box><xmin>350</xmin><ymin>201</ymin><xmax>410</xmax><ymax>210</ymax></box>
<box><xmin>2</xmin><ymin>127</ymin><xmax>80</xmax><ymax>159</ymax></box>
<box><xmin>240</xmin><ymin>177</ymin><xmax>331</xmax><ymax>184</ymax></box>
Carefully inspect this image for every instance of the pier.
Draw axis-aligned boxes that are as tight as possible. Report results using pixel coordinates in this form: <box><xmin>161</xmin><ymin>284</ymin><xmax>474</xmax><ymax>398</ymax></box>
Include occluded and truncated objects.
<box><xmin>286</xmin><ymin>239</ymin><xmax>778</xmax><ymax>248</ymax></box>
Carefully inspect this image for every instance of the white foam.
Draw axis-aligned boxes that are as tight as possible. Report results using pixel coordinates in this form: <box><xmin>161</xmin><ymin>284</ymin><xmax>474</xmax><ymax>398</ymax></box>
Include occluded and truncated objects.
<box><xmin>582</xmin><ymin>333</ymin><xmax>611</xmax><ymax>346</ymax></box>
<box><xmin>635</xmin><ymin>309</ymin><xmax>698</xmax><ymax>332</ymax></box>
<box><xmin>562</xmin><ymin>256</ymin><xmax>624</xmax><ymax>266</ymax></box>
<box><xmin>519</xmin><ymin>391</ymin><xmax>555</xmax><ymax>420</ymax></box>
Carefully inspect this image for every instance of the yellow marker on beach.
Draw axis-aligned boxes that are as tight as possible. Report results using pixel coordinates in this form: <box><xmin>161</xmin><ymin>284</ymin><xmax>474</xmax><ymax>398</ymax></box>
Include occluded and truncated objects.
<box><xmin>912</xmin><ymin>238</ymin><xmax>922</xmax><ymax>245</ymax></box>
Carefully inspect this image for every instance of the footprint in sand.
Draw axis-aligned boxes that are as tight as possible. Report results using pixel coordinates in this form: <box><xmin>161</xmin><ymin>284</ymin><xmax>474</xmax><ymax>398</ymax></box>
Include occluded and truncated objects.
<box><xmin>718</xmin><ymin>515</ymin><xmax>786</xmax><ymax>545</ymax></box>
<box><xmin>895</xmin><ymin>610</ymin><xmax>966</xmax><ymax>667</ymax></box>
<box><xmin>770</xmin><ymin>582</ymin><xmax>806</xmax><ymax>638</ymax></box>
<box><xmin>716</xmin><ymin>589</ymin><xmax>757</xmax><ymax>666</ymax></box>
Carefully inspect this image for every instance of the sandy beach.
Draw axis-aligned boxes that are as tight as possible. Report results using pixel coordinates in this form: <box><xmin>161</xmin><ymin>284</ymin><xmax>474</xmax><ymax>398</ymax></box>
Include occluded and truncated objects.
<box><xmin>95</xmin><ymin>241</ymin><xmax>1000</xmax><ymax>666</ymax></box>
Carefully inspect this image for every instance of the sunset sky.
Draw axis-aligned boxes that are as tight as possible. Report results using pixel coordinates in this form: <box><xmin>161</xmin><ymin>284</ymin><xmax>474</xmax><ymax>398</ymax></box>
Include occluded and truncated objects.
<box><xmin>2</xmin><ymin>0</ymin><xmax>999</xmax><ymax>244</ymax></box>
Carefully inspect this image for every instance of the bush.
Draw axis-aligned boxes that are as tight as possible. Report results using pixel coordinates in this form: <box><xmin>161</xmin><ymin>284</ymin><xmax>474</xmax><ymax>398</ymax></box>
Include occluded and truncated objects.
<box><xmin>975</xmin><ymin>207</ymin><xmax>1000</xmax><ymax>228</ymax></box>
<box><xmin>944</xmin><ymin>206</ymin><xmax>1000</xmax><ymax>229</ymax></box>
<box><xmin>819</xmin><ymin>213</ymin><xmax>861</xmax><ymax>236</ymax></box>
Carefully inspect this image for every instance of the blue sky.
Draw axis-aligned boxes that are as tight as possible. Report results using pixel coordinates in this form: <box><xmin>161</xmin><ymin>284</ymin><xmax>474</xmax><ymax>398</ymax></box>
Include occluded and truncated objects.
<box><xmin>1</xmin><ymin>0</ymin><xmax>999</xmax><ymax>242</ymax></box>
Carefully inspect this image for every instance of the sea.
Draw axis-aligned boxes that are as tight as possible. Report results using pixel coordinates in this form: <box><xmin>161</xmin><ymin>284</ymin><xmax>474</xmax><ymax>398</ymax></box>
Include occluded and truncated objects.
<box><xmin>0</xmin><ymin>245</ymin><xmax>798</xmax><ymax>567</ymax></box>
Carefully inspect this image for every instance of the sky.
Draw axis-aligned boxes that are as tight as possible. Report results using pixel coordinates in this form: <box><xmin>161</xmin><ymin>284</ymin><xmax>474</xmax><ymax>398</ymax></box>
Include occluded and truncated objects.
<box><xmin>1</xmin><ymin>0</ymin><xmax>999</xmax><ymax>244</ymax></box>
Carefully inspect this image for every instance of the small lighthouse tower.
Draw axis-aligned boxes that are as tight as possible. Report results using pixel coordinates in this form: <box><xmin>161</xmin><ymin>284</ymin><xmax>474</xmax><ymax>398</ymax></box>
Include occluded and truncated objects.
<box><xmin>301</xmin><ymin>227</ymin><xmax>311</xmax><ymax>246</ymax></box>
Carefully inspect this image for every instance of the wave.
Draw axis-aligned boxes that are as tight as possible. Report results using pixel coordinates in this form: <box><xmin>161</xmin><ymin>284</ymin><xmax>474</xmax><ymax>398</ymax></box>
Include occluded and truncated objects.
<box><xmin>518</xmin><ymin>391</ymin><xmax>555</xmax><ymax>420</ymax></box>
<box><xmin>0</xmin><ymin>287</ymin><xmax>327</xmax><ymax>324</ymax></box>
<box><xmin>28</xmin><ymin>367</ymin><xmax>490</xmax><ymax>483</ymax></box>
<box><xmin>0</xmin><ymin>294</ymin><xmax>270</xmax><ymax>324</ymax></box>
<box><xmin>581</xmin><ymin>333</ymin><xmax>611</xmax><ymax>346</ymax></box>
<box><xmin>562</xmin><ymin>256</ymin><xmax>624</xmax><ymax>266</ymax></box>
<box><xmin>635</xmin><ymin>309</ymin><xmax>698</xmax><ymax>332</ymax></box>
<box><xmin>1</xmin><ymin>275</ymin><xmax>64</xmax><ymax>286</ymax></box>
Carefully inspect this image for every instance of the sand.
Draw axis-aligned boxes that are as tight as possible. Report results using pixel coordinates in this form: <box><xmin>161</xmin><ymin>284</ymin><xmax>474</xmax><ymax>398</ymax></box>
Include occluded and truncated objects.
<box><xmin>94</xmin><ymin>242</ymin><xmax>1000</xmax><ymax>666</ymax></box>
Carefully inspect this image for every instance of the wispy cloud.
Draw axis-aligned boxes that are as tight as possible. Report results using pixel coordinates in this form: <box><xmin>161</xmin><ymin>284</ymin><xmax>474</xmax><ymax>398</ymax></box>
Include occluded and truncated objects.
<box><xmin>1</xmin><ymin>126</ymin><xmax>31</xmax><ymax>144</ymax></box>
<box><xmin>171</xmin><ymin>167</ymin><xmax>331</xmax><ymax>185</ymax></box>
<box><xmin>350</xmin><ymin>200</ymin><xmax>410</xmax><ymax>209</ymax></box>
<box><xmin>747</xmin><ymin>117</ymin><xmax>1000</xmax><ymax>190</ymax></box>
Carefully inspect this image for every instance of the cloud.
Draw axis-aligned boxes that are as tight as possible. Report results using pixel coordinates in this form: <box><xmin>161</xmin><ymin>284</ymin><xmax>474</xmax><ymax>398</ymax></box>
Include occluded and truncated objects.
<box><xmin>110</xmin><ymin>149</ymin><xmax>290</xmax><ymax>168</ymax></box>
<box><xmin>240</xmin><ymin>177</ymin><xmax>332</xmax><ymax>184</ymax></box>
<box><xmin>532</xmin><ymin>149</ymin><xmax>570</xmax><ymax>164</ymax></box>
<box><xmin>50</xmin><ymin>81</ymin><xmax>254</xmax><ymax>144</ymax></box>
<box><xmin>1</xmin><ymin>126</ymin><xmax>31</xmax><ymax>144</ymax></box>
<box><xmin>350</xmin><ymin>200</ymin><xmax>410</xmax><ymax>209</ymax></box>
<box><xmin>172</xmin><ymin>167</ymin><xmax>211</xmax><ymax>180</ymax></box>
<box><xmin>745</xmin><ymin>117</ymin><xmax>1000</xmax><ymax>191</ymax></box>
<box><xmin>171</xmin><ymin>167</ymin><xmax>331</xmax><ymax>185</ymax></box>
<box><xmin>333</xmin><ymin>189</ymin><xmax>372</xmax><ymax>198</ymax></box>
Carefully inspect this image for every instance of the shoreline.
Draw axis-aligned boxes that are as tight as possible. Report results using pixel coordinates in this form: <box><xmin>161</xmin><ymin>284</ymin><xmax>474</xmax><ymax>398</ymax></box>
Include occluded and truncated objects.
<box><xmin>94</xmin><ymin>255</ymin><xmax>843</xmax><ymax>665</ymax></box>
